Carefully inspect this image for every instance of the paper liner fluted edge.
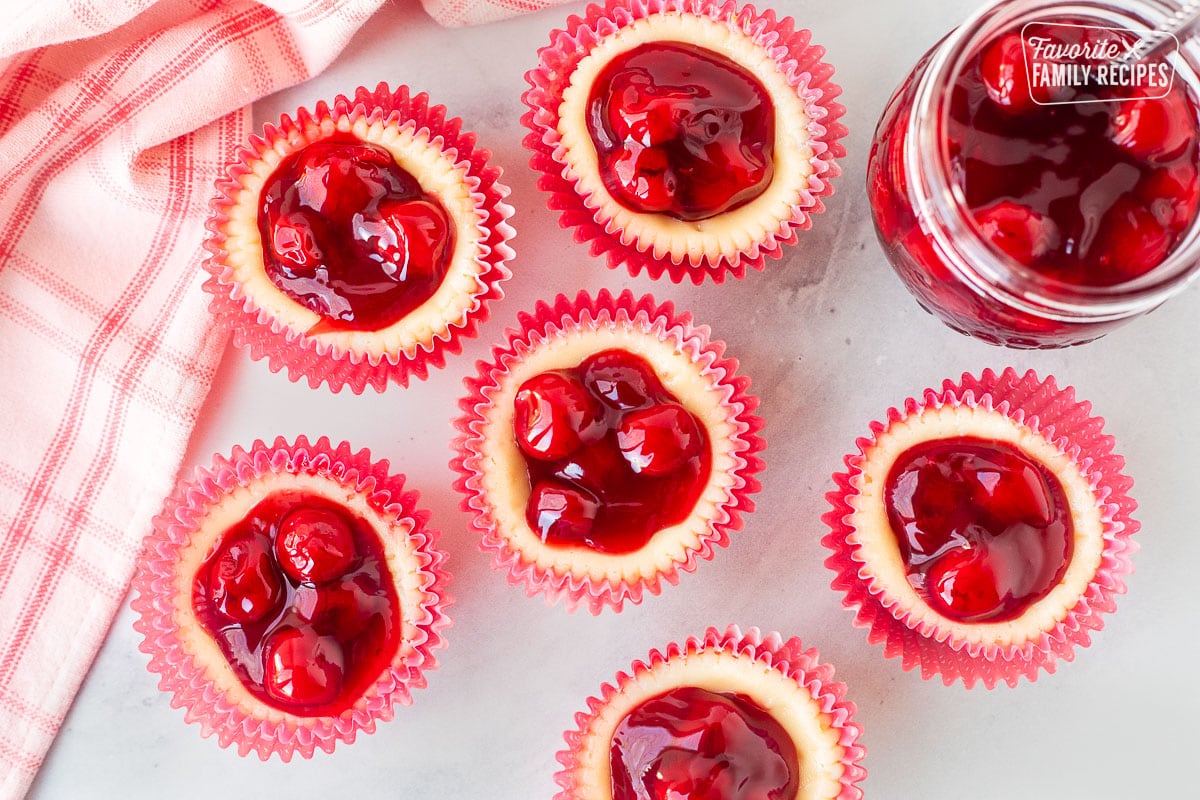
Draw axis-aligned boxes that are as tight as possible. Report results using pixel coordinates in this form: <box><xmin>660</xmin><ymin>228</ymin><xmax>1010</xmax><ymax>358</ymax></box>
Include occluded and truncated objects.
<box><xmin>450</xmin><ymin>289</ymin><xmax>765</xmax><ymax>614</ymax></box>
<box><xmin>553</xmin><ymin>624</ymin><xmax>866</xmax><ymax>798</ymax></box>
<box><xmin>821</xmin><ymin>367</ymin><xmax>1139</xmax><ymax>689</ymax></box>
<box><xmin>521</xmin><ymin>0</ymin><xmax>847</xmax><ymax>284</ymax></box>
<box><xmin>202</xmin><ymin>82</ymin><xmax>515</xmax><ymax>394</ymax></box>
<box><xmin>130</xmin><ymin>435</ymin><xmax>453</xmax><ymax>759</ymax></box>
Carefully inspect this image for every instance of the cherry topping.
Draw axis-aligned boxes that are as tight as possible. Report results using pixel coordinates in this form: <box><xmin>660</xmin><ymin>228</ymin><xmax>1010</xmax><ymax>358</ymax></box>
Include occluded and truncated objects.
<box><xmin>580</xmin><ymin>348</ymin><xmax>658</xmax><ymax>410</ymax></box>
<box><xmin>257</xmin><ymin>136</ymin><xmax>454</xmax><ymax>333</ymax></box>
<box><xmin>885</xmin><ymin>437</ymin><xmax>1074</xmax><ymax>623</ymax></box>
<box><xmin>587</xmin><ymin>42</ymin><xmax>775</xmax><ymax>221</ymax></box>
<box><xmin>191</xmin><ymin>491</ymin><xmax>401</xmax><ymax>716</ymax></box>
<box><xmin>513</xmin><ymin>371</ymin><xmax>604</xmax><ymax>461</ymax></box>
<box><xmin>526</xmin><ymin>480</ymin><xmax>600</xmax><ymax>545</ymax></box>
<box><xmin>617</xmin><ymin>403</ymin><xmax>703</xmax><ymax>476</ymax></box>
<box><xmin>274</xmin><ymin>506</ymin><xmax>357</xmax><ymax>585</ymax></box>
<box><xmin>972</xmin><ymin>201</ymin><xmax>1059</xmax><ymax>266</ymax></box>
<box><xmin>262</xmin><ymin>626</ymin><xmax>345</xmax><ymax>709</ymax></box>
<box><xmin>513</xmin><ymin>350</ymin><xmax>711</xmax><ymax>554</ymax></box>
<box><xmin>207</xmin><ymin>532</ymin><xmax>285</xmax><ymax>624</ymax></box>
<box><xmin>610</xmin><ymin>686</ymin><xmax>799</xmax><ymax>800</ymax></box>
<box><xmin>979</xmin><ymin>34</ymin><xmax>1035</xmax><ymax>113</ymax></box>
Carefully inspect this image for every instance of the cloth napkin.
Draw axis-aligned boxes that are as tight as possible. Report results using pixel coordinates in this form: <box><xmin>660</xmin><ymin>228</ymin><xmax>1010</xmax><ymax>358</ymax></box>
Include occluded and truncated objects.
<box><xmin>0</xmin><ymin>1</ymin><xmax>404</xmax><ymax>796</ymax></box>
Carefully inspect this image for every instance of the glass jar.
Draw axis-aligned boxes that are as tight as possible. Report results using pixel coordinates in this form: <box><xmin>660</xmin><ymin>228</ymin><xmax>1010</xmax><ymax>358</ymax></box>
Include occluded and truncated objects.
<box><xmin>867</xmin><ymin>0</ymin><xmax>1200</xmax><ymax>348</ymax></box>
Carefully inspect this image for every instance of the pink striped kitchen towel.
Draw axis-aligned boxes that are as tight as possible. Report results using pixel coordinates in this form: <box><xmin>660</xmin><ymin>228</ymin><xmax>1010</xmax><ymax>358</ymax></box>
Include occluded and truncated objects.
<box><xmin>421</xmin><ymin>0</ymin><xmax>574</xmax><ymax>27</ymax></box>
<box><xmin>0</xmin><ymin>1</ymin><xmax>389</xmax><ymax>796</ymax></box>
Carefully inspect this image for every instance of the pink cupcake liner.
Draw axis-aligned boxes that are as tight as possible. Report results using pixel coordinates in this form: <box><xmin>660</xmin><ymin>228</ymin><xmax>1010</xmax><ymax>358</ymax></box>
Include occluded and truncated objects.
<box><xmin>522</xmin><ymin>0</ymin><xmax>847</xmax><ymax>284</ymax></box>
<box><xmin>555</xmin><ymin>624</ymin><xmax>867</xmax><ymax>799</ymax></box>
<box><xmin>451</xmin><ymin>289</ymin><xmax>765</xmax><ymax>614</ymax></box>
<box><xmin>203</xmin><ymin>82</ymin><xmax>515</xmax><ymax>393</ymax></box>
<box><xmin>822</xmin><ymin>368</ymin><xmax>1139</xmax><ymax>689</ymax></box>
<box><xmin>130</xmin><ymin>435</ymin><xmax>452</xmax><ymax>759</ymax></box>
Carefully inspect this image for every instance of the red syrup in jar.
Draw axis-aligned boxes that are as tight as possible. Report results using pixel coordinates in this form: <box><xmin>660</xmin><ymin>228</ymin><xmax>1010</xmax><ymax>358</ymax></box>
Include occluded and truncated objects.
<box><xmin>191</xmin><ymin>491</ymin><xmax>401</xmax><ymax>716</ymax></box>
<box><xmin>586</xmin><ymin>42</ymin><xmax>775</xmax><ymax>221</ymax></box>
<box><xmin>609</xmin><ymin>686</ymin><xmax>799</xmax><ymax>800</ymax></box>
<box><xmin>953</xmin><ymin>29</ymin><xmax>1200</xmax><ymax>287</ymax></box>
<box><xmin>867</xmin><ymin>14</ymin><xmax>1200</xmax><ymax>347</ymax></box>
<box><xmin>884</xmin><ymin>437</ymin><xmax>1074</xmax><ymax>623</ymax></box>
<box><xmin>257</xmin><ymin>135</ymin><xmax>454</xmax><ymax>334</ymax></box>
<box><xmin>513</xmin><ymin>349</ymin><xmax>711</xmax><ymax>554</ymax></box>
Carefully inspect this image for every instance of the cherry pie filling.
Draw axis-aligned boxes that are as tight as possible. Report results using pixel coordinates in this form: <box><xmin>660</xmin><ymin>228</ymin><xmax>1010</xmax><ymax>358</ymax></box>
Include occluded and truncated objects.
<box><xmin>586</xmin><ymin>42</ymin><xmax>776</xmax><ymax>221</ymax></box>
<box><xmin>609</xmin><ymin>686</ymin><xmax>800</xmax><ymax>800</ymax></box>
<box><xmin>257</xmin><ymin>135</ymin><xmax>455</xmax><ymax>334</ymax></box>
<box><xmin>884</xmin><ymin>437</ymin><xmax>1074</xmax><ymax>623</ymax></box>
<box><xmin>191</xmin><ymin>490</ymin><xmax>402</xmax><ymax>716</ymax></box>
<box><xmin>513</xmin><ymin>349</ymin><xmax>712</xmax><ymax>555</ymax></box>
<box><xmin>953</xmin><ymin>25</ymin><xmax>1200</xmax><ymax>287</ymax></box>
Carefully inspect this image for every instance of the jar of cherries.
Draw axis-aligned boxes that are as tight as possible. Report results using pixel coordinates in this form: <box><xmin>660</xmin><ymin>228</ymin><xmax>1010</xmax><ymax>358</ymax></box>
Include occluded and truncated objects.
<box><xmin>867</xmin><ymin>0</ymin><xmax>1200</xmax><ymax>348</ymax></box>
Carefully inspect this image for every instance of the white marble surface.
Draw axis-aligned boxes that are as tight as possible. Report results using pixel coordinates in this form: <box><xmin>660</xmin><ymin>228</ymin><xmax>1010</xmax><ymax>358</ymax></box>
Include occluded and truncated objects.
<box><xmin>28</xmin><ymin>0</ymin><xmax>1200</xmax><ymax>797</ymax></box>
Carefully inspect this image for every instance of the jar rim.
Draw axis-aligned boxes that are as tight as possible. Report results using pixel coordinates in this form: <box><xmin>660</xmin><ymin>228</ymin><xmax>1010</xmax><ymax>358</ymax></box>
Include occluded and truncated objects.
<box><xmin>907</xmin><ymin>0</ymin><xmax>1200</xmax><ymax>322</ymax></box>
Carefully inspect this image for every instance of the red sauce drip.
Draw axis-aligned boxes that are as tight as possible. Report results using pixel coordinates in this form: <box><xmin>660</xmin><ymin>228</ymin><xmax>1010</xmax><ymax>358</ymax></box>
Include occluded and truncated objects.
<box><xmin>191</xmin><ymin>491</ymin><xmax>401</xmax><ymax>716</ymax></box>
<box><xmin>884</xmin><ymin>437</ymin><xmax>1074</xmax><ymax>623</ymax></box>
<box><xmin>951</xmin><ymin>25</ymin><xmax>1200</xmax><ymax>286</ymax></box>
<box><xmin>257</xmin><ymin>135</ymin><xmax>454</xmax><ymax>333</ymax></box>
<box><xmin>610</xmin><ymin>686</ymin><xmax>799</xmax><ymax>800</ymax></box>
<box><xmin>513</xmin><ymin>349</ymin><xmax>711</xmax><ymax>554</ymax></box>
<box><xmin>586</xmin><ymin>42</ymin><xmax>775</xmax><ymax>221</ymax></box>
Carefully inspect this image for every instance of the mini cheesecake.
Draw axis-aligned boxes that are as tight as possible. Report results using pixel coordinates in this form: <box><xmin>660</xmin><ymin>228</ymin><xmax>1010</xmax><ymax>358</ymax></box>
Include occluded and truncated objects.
<box><xmin>523</xmin><ymin>0</ymin><xmax>845</xmax><ymax>281</ymax></box>
<box><xmin>556</xmin><ymin>626</ymin><xmax>866</xmax><ymax>800</ymax></box>
<box><xmin>823</xmin><ymin>369</ymin><xmax>1138</xmax><ymax>687</ymax></box>
<box><xmin>453</xmin><ymin>290</ymin><xmax>764</xmax><ymax>613</ymax></box>
<box><xmin>205</xmin><ymin>84</ymin><xmax>513</xmax><ymax>392</ymax></box>
<box><xmin>132</xmin><ymin>437</ymin><xmax>451</xmax><ymax>758</ymax></box>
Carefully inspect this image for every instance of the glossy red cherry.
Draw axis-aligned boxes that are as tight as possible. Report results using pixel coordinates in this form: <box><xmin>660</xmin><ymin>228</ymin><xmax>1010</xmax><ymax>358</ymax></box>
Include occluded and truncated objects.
<box><xmin>980</xmin><ymin>34</ymin><xmax>1035</xmax><ymax>113</ymax></box>
<box><xmin>1109</xmin><ymin>92</ymin><xmax>1196</xmax><ymax>164</ymax></box>
<box><xmin>526</xmin><ymin>480</ymin><xmax>601</xmax><ymax>546</ymax></box>
<box><xmin>274</xmin><ymin>506</ymin><xmax>357</xmax><ymax>584</ymax></box>
<box><xmin>607</xmin><ymin>145</ymin><xmax>679</xmax><ymax>214</ymax></box>
<box><xmin>553</xmin><ymin>435</ymin><xmax>632</xmax><ymax>494</ymax></box>
<box><xmin>1138</xmin><ymin>161</ymin><xmax>1200</xmax><ymax>231</ymax></box>
<box><xmin>1092</xmin><ymin>198</ymin><xmax>1172</xmax><ymax>284</ymax></box>
<box><xmin>617</xmin><ymin>403</ymin><xmax>704</xmax><ymax>476</ymax></box>
<box><xmin>580</xmin><ymin>349</ymin><xmax>659</xmax><ymax>410</ymax></box>
<box><xmin>969</xmin><ymin>453</ymin><xmax>1054</xmax><ymax>530</ymax></box>
<box><xmin>316</xmin><ymin>572</ymin><xmax>394</xmax><ymax>644</ymax></box>
<box><xmin>368</xmin><ymin>197</ymin><xmax>452</xmax><ymax>282</ymax></box>
<box><xmin>972</xmin><ymin>201</ymin><xmax>1059</xmax><ymax>266</ymax></box>
<box><xmin>262</xmin><ymin>626</ymin><xmax>345</xmax><ymax>709</ymax></box>
<box><xmin>208</xmin><ymin>532</ymin><xmax>285</xmax><ymax>624</ymax></box>
<box><xmin>607</xmin><ymin>77</ymin><xmax>678</xmax><ymax>147</ymax></box>
<box><xmin>513</xmin><ymin>371</ymin><xmax>604</xmax><ymax>460</ymax></box>
<box><xmin>925</xmin><ymin>547</ymin><xmax>1005</xmax><ymax>621</ymax></box>
<box><xmin>610</xmin><ymin>687</ymin><xmax>798</xmax><ymax>800</ymax></box>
